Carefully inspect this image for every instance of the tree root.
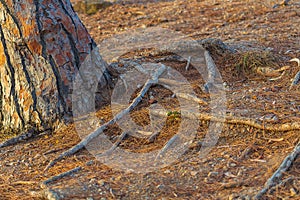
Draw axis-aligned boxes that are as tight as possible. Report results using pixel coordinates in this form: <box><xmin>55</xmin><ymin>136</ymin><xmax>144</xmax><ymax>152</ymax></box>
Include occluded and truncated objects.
<box><xmin>158</xmin><ymin>78</ymin><xmax>208</xmax><ymax>105</ymax></box>
<box><xmin>44</xmin><ymin>50</ymin><xmax>300</xmax><ymax>172</ymax></box>
<box><xmin>44</xmin><ymin>64</ymin><xmax>167</xmax><ymax>171</ymax></box>
<box><xmin>151</xmin><ymin>109</ymin><xmax>300</xmax><ymax>132</ymax></box>
<box><xmin>0</xmin><ymin>129</ymin><xmax>50</xmax><ymax>148</ymax></box>
<box><xmin>96</xmin><ymin>131</ymin><xmax>128</xmax><ymax>156</ymax></box>
<box><xmin>41</xmin><ymin>166</ymin><xmax>82</xmax><ymax>188</ymax></box>
<box><xmin>254</xmin><ymin>142</ymin><xmax>300</xmax><ymax>199</ymax></box>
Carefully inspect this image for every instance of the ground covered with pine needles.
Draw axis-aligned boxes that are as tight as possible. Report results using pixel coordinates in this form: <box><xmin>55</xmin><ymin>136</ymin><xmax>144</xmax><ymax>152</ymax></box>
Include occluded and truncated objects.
<box><xmin>0</xmin><ymin>0</ymin><xmax>300</xmax><ymax>199</ymax></box>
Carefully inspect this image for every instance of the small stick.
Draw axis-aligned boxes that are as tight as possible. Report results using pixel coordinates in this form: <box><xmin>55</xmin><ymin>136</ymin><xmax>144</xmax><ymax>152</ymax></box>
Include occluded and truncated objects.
<box><xmin>175</xmin><ymin>92</ymin><xmax>208</xmax><ymax>105</ymax></box>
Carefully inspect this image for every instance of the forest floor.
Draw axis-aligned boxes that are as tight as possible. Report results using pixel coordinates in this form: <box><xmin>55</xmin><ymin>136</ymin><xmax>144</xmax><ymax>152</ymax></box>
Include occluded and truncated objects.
<box><xmin>1</xmin><ymin>0</ymin><xmax>300</xmax><ymax>199</ymax></box>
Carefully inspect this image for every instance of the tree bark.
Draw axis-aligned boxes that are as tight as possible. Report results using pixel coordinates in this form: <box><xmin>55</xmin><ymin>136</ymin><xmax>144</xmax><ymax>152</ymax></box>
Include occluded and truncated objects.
<box><xmin>0</xmin><ymin>0</ymin><xmax>111</xmax><ymax>133</ymax></box>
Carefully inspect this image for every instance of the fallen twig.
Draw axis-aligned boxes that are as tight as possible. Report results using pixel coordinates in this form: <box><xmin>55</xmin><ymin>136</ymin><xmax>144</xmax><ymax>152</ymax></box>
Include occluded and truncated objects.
<box><xmin>41</xmin><ymin>166</ymin><xmax>82</xmax><ymax>188</ymax></box>
<box><xmin>44</xmin><ymin>64</ymin><xmax>166</xmax><ymax>171</ymax></box>
<box><xmin>158</xmin><ymin>78</ymin><xmax>207</xmax><ymax>105</ymax></box>
<box><xmin>255</xmin><ymin>142</ymin><xmax>300</xmax><ymax>199</ymax></box>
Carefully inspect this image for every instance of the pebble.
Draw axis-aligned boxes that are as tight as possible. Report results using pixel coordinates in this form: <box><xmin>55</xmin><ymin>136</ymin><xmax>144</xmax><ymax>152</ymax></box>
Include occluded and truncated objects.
<box><xmin>86</xmin><ymin>160</ymin><xmax>94</xmax><ymax>166</ymax></box>
<box><xmin>208</xmin><ymin>171</ymin><xmax>219</xmax><ymax>178</ymax></box>
<box><xmin>228</xmin><ymin>162</ymin><xmax>237</xmax><ymax>167</ymax></box>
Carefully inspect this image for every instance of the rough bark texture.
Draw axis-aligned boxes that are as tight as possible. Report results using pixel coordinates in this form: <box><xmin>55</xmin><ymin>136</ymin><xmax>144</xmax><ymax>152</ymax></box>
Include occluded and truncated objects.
<box><xmin>0</xmin><ymin>0</ymin><xmax>111</xmax><ymax>133</ymax></box>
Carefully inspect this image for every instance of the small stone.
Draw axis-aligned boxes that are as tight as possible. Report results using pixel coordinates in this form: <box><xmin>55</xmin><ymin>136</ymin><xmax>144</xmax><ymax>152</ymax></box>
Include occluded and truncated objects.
<box><xmin>228</xmin><ymin>162</ymin><xmax>237</xmax><ymax>167</ymax></box>
<box><xmin>164</xmin><ymin>170</ymin><xmax>171</xmax><ymax>174</ymax></box>
<box><xmin>86</xmin><ymin>160</ymin><xmax>94</xmax><ymax>166</ymax></box>
<box><xmin>290</xmin><ymin>187</ymin><xmax>297</xmax><ymax>196</ymax></box>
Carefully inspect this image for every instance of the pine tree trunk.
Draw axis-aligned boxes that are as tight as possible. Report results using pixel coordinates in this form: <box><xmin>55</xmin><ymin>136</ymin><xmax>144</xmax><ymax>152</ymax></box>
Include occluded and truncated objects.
<box><xmin>0</xmin><ymin>0</ymin><xmax>111</xmax><ymax>133</ymax></box>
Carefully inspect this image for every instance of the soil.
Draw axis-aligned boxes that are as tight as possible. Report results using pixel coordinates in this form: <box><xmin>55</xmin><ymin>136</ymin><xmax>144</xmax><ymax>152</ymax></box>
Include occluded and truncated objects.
<box><xmin>1</xmin><ymin>0</ymin><xmax>300</xmax><ymax>199</ymax></box>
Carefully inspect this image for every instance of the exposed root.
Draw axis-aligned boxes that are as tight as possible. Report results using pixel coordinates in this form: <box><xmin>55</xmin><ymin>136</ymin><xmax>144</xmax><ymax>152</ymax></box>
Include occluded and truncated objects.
<box><xmin>44</xmin><ymin>64</ymin><xmax>167</xmax><ymax>171</ymax></box>
<box><xmin>254</xmin><ymin>142</ymin><xmax>300</xmax><ymax>199</ymax></box>
<box><xmin>0</xmin><ymin>129</ymin><xmax>42</xmax><ymax>148</ymax></box>
<box><xmin>97</xmin><ymin>131</ymin><xmax>128</xmax><ymax>155</ymax></box>
<box><xmin>41</xmin><ymin>166</ymin><xmax>82</xmax><ymax>188</ymax></box>
<box><xmin>148</xmin><ymin>131</ymin><xmax>160</xmax><ymax>143</ymax></box>
<box><xmin>155</xmin><ymin>134</ymin><xmax>179</xmax><ymax>160</ymax></box>
<box><xmin>159</xmin><ymin>78</ymin><xmax>207</xmax><ymax>105</ymax></box>
<box><xmin>151</xmin><ymin>109</ymin><xmax>300</xmax><ymax>132</ymax></box>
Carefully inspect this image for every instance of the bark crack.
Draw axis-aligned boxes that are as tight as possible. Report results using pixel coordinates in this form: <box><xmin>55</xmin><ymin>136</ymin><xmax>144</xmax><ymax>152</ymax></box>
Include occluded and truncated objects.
<box><xmin>33</xmin><ymin>0</ymin><xmax>68</xmax><ymax>114</ymax></box>
<box><xmin>49</xmin><ymin>55</ymin><xmax>68</xmax><ymax>113</ymax></box>
<box><xmin>0</xmin><ymin>0</ymin><xmax>23</xmax><ymax>38</ymax></box>
<box><xmin>61</xmin><ymin>24</ymin><xmax>80</xmax><ymax>69</ymax></box>
<box><xmin>19</xmin><ymin>49</ymin><xmax>44</xmax><ymax>126</ymax></box>
<box><xmin>0</xmin><ymin>24</ymin><xmax>25</xmax><ymax>127</ymax></box>
<box><xmin>57</xmin><ymin>0</ymin><xmax>79</xmax><ymax>41</ymax></box>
